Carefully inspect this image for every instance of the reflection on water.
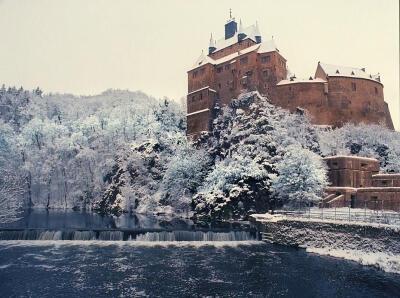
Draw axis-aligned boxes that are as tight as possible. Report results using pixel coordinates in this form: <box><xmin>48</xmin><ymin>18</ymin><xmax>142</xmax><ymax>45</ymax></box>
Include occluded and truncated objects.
<box><xmin>0</xmin><ymin>209</ymin><xmax>250</xmax><ymax>231</ymax></box>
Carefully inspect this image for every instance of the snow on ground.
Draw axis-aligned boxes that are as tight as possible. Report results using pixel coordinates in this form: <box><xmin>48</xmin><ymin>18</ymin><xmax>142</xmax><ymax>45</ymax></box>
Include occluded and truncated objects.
<box><xmin>252</xmin><ymin>210</ymin><xmax>400</xmax><ymax>274</ymax></box>
<box><xmin>307</xmin><ymin>247</ymin><xmax>400</xmax><ymax>275</ymax></box>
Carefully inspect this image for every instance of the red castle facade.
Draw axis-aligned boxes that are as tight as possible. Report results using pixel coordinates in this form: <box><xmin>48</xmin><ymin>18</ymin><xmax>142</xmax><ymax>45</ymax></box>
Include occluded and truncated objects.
<box><xmin>186</xmin><ymin>16</ymin><xmax>394</xmax><ymax>137</ymax></box>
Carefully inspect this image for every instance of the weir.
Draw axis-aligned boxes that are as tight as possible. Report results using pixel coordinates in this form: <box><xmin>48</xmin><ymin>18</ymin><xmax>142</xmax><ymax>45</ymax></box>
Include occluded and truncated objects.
<box><xmin>0</xmin><ymin>229</ymin><xmax>258</xmax><ymax>242</ymax></box>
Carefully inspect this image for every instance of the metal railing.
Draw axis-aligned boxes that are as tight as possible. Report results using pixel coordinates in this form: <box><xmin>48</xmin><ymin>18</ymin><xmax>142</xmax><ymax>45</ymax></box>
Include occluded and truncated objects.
<box><xmin>274</xmin><ymin>208</ymin><xmax>400</xmax><ymax>226</ymax></box>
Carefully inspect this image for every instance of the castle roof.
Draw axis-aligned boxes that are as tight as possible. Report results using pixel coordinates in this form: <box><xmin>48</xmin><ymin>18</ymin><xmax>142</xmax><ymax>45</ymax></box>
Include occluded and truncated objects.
<box><xmin>190</xmin><ymin>39</ymin><xmax>280</xmax><ymax>70</ymax></box>
<box><xmin>276</xmin><ymin>77</ymin><xmax>327</xmax><ymax>86</ymax></box>
<box><xmin>214</xmin><ymin>23</ymin><xmax>258</xmax><ymax>52</ymax></box>
<box><xmin>318</xmin><ymin>63</ymin><xmax>381</xmax><ymax>83</ymax></box>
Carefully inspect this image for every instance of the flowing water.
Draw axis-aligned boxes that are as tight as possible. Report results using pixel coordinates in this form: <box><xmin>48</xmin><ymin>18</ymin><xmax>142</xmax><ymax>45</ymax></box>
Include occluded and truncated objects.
<box><xmin>0</xmin><ymin>210</ymin><xmax>399</xmax><ymax>297</ymax></box>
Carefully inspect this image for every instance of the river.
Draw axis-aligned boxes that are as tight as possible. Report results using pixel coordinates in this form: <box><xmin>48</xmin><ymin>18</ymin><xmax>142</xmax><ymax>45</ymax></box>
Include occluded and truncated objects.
<box><xmin>0</xmin><ymin>210</ymin><xmax>399</xmax><ymax>297</ymax></box>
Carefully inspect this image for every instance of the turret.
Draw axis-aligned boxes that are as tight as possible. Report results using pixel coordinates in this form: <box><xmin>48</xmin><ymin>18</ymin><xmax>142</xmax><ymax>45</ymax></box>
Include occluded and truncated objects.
<box><xmin>255</xmin><ymin>21</ymin><xmax>261</xmax><ymax>43</ymax></box>
<box><xmin>238</xmin><ymin>19</ymin><xmax>246</xmax><ymax>42</ymax></box>
<box><xmin>225</xmin><ymin>19</ymin><xmax>237</xmax><ymax>39</ymax></box>
<box><xmin>208</xmin><ymin>33</ymin><xmax>216</xmax><ymax>55</ymax></box>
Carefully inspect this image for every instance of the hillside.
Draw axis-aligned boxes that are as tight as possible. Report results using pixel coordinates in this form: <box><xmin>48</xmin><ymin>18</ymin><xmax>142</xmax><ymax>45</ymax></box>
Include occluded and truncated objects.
<box><xmin>1</xmin><ymin>86</ymin><xmax>400</xmax><ymax>220</ymax></box>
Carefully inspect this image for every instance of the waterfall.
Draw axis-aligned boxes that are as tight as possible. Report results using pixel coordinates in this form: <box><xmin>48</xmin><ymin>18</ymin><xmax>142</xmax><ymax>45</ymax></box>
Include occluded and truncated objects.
<box><xmin>0</xmin><ymin>230</ymin><xmax>257</xmax><ymax>242</ymax></box>
<box><xmin>134</xmin><ymin>231</ymin><xmax>254</xmax><ymax>241</ymax></box>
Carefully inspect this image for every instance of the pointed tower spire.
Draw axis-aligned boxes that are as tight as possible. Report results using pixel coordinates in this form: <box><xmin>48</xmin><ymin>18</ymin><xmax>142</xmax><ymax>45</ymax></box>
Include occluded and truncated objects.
<box><xmin>238</xmin><ymin>19</ymin><xmax>246</xmax><ymax>42</ymax></box>
<box><xmin>255</xmin><ymin>21</ymin><xmax>261</xmax><ymax>43</ymax></box>
<box><xmin>208</xmin><ymin>33</ymin><xmax>216</xmax><ymax>55</ymax></box>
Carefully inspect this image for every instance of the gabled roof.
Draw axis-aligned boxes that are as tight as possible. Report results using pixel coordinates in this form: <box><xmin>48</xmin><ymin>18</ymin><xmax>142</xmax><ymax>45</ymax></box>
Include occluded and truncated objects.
<box><xmin>318</xmin><ymin>62</ymin><xmax>381</xmax><ymax>83</ymax></box>
<box><xmin>214</xmin><ymin>24</ymin><xmax>258</xmax><ymax>52</ymax></box>
<box><xmin>190</xmin><ymin>39</ymin><xmax>280</xmax><ymax>71</ymax></box>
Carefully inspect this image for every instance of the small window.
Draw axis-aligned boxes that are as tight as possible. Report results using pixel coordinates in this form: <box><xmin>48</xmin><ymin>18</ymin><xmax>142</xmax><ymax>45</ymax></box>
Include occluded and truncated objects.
<box><xmin>262</xmin><ymin>56</ymin><xmax>270</xmax><ymax>63</ymax></box>
<box><xmin>192</xmin><ymin>71</ymin><xmax>198</xmax><ymax>78</ymax></box>
<box><xmin>218</xmin><ymin>83</ymin><xmax>221</xmax><ymax>89</ymax></box>
<box><xmin>225</xmin><ymin>64</ymin><xmax>231</xmax><ymax>71</ymax></box>
<box><xmin>382</xmin><ymin>180</ymin><xmax>388</xmax><ymax>185</ymax></box>
<box><xmin>217</xmin><ymin>67</ymin><xmax>223</xmax><ymax>73</ymax></box>
<box><xmin>200</xmin><ymin>68</ymin><xmax>205</xmax><ymax>75</ymax></box>
<box><xmin>351</xmin><ymin>82</ymin><xmax>356</xmax><ymax>91</ymax></box>
<box><xmin>240</xmin><ymin>56</ymin><xmax>248</xmax><ymax>64</ymax></box>
<box><xmin>333</xmin><ymin>162</ymin><xmax>338</xmax><ymax>166</ymax></box>
<box><xmin>374</xmin><ymin>87</ymin><xmax>378</xmax><ymax>95</ymax></box>
<box><xmin>192</xmin><ymin>96</ymin><xmax>195</xmax><ymax>102</ymax></box>
<box><xmin>361</xmin><ymin>163</ymin><xmax>367</xmax><ymax>167</ymax></box>
<box><xmin>372</xmin><ymin>196</ymin><xmax>378</xmax><ymax>202</ymax></box>
<box><xmin>263</xmin><ymin>70</ymin><xmax>269</xmax><ymax>77</ymax></box>
<box><xmin>200</xmin><ymin>93</ymin><xmax>203</xmax><ymax>100</ymax></box>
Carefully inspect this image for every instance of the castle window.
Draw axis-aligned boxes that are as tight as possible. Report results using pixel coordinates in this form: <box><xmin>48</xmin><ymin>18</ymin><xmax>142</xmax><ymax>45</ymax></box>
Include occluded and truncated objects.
<box><xmin>192</xmin><ymin>96</ymin><xmax>195</xmax><ymax>102</ymax></box>
<box><xmin>200</xmin><ymin>93</ymin><xmax>203</xmax><ymax>100</ymax></box>
<box><xmin>225</xmin><ymin>64</ymin><xmax>231</xmax><ymax>71</ymax></box>
<box><xmin>240</xmin><ymin>56</ymin><xmax>248</xmax><ymax>64</ymax></box>
<box><xmin>192</xmin><ymin>71</ymin><xmax>198</xmax><ymax>78</ymax></box>
<box><xmin>375</xmin><ymin>87</ymin><xmax>378</xmax><ymax>95</ymax></box>
<box><xmin>200</xmin><ymin>68</ymin><xmax>205</xmax><ymax>75</ymax></box>
<box><xmin>263</xmin><ymin>70</ymin><xmax>269</xmax><ymax>77</ymax></box>
<box><xmin>262</xmin><ymin>56</ymin><xmax>270</xmax><ymax>63</ymax></box>
<box><xmin>218</xmin><ymin>83</ymin><xmax>221</xmax><ymax>89</ymax></box>
<box><xmin>217</xmin><ymin>67</ymin><xmax>223</xmax><ymax>73</ymax></box>
<box><xmin>351</xmin><ymin>82</ymin><xmax>356</xmax><ymax>91</ymax></box>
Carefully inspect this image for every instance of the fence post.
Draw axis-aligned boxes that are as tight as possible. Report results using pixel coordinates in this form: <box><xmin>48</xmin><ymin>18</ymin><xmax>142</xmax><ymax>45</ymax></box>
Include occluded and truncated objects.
<box><xmin>364</xmin><ymin>201</ymin><xmax>366</xmax><ymax>223</ymax></box>
<box><xmin>335</xmin><ymin>206</ymin><xmax>336</xmax><ymax>221</ymax></box>
<box><xmin>348</xmin><ymin>206</ymin><xmax>351</xmax><ymax>222</ymax></box>
<box><xmin>321</xmin><ymin>204</ymin><xmax>323</xmax><ymax>220</ymax></box>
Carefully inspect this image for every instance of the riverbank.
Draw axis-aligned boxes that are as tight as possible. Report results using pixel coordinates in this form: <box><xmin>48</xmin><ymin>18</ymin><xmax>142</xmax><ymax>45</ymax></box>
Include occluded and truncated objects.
<box><xmin>250</xmin><ymin>213</ymin><xmax>400</xmax><ymax>274</ymax></box>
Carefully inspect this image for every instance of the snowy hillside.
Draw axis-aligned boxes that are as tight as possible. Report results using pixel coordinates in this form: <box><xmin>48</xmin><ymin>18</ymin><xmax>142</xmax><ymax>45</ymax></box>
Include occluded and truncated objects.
<box><xmin>1</xmin><ymin>86</ymin><xmax>400</xmax><ymax>220</ymax></box>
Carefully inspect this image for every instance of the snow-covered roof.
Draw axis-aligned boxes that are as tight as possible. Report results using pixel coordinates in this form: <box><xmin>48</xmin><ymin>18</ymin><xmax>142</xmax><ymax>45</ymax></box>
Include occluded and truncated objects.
<box><xmin>186</xmin><ymin>108</ymin><xmax>210</xmax><ymax>117</ymax></box>
<box><xmin>277</xmin><ymin>77</ymin><xmax>327</xmax><ymax>86</ymax></box>
<box><xmin>323</xmin><ymin>155</ymin><xmax>379</xmax><ymax>162</ymax></box>
<box><xmin>258</xmin><ymin>39</ymin><xmax>279</xmax><ymax>54</ymax></box>
<box><xmin>192</xmin><ymin>51</ymin><xmax>215</xmax><ymax>69</ymax></box>
<box><xmin>214</xmin><ymin>23</ymin><xmax>258</xmax><ymax>52</ymax></box>
<box><xmin>372</xmin><ymin>174</ymin><xmax>400</xmax><ymax>179</ymax></box>
<box><xmin>318</xmin><ymin>63</ymin><xmax>381</xmax><ymax>83</ymax></box>
<box><xmin>190</xmin><ymin>39</ymin><xmax>280</xmax><ymax>70</ymax></box>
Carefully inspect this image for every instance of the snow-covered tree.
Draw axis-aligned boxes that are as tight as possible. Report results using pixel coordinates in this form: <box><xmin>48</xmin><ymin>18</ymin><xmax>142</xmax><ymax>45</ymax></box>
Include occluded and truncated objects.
<box><xmin>271</xmin><ymin>145</ymin><xmax>328</xmax><ymax>208</ymax></box>
<box><xmin>319</xmin><ymin>123</ymin><xmax>400</xmax><ymax>173</ymax></box>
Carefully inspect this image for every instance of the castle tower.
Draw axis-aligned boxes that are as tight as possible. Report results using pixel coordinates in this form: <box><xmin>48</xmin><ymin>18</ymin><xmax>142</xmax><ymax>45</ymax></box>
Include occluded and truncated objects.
<box><xmin>224</xmin><ymin>11</ymin><xmax>237</xmax><ymax>39</ymax></box>
<box><xmin>255</xmin><ymin>21</ymin><xmax>261</xmax><ymax>44</ymax></box>
<box><xmin>238</xmin><ymin>20</ymin><xmax>246</xmax><ymax>42</ymax></box>
<box><xmin>208</xmin><ymin>33</ymin><xmax>216</xmax><ymax>55</ymax></box>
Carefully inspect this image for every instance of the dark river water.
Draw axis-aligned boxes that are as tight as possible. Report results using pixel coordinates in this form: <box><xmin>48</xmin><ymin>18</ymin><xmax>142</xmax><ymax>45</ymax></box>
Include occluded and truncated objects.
<box><xmin>0</xmin><ymin>210</ymin><xmax>399</xmax><ymax>297</ymax></box>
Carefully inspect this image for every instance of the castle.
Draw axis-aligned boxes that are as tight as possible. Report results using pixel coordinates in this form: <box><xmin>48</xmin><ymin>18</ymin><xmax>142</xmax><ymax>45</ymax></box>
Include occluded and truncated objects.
<box><xmin>186</xmin><ymin>15</ymin><xmax>394</xmax><ymax>137</ymax></box>
<box><xmin>323</xmin><ymin>156</ymin><xmax>400</xmax><ymax>212</ymax></box>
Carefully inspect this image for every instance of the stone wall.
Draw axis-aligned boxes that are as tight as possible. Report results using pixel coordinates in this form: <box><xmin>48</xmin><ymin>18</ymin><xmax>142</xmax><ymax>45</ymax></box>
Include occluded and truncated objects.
<box><xmin>250</xmin><ymin>215</ymin><xmax>400</xmax><ymax>254</ymax></box>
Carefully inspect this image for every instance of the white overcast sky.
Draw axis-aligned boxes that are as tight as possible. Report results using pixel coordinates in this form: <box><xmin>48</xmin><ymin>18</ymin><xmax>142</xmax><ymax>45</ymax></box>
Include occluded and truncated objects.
<box><xmin>0</xmin><ymin>0</ymin><xmax>398</xmax><ymax>129</ymax></box>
